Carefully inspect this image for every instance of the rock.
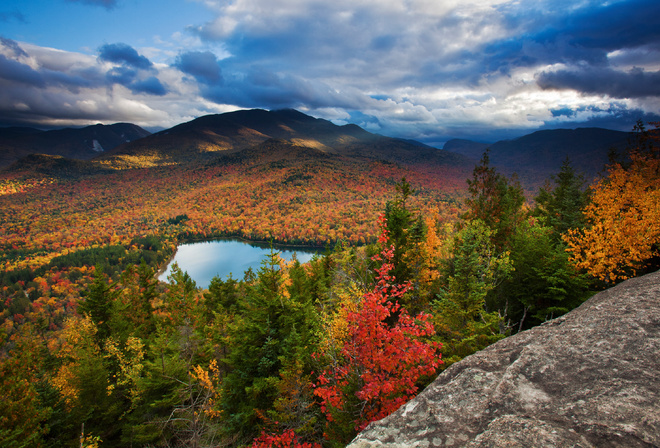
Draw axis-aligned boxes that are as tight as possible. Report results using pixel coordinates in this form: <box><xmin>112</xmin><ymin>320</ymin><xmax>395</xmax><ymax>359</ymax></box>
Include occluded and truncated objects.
<box><xmin>347</xmin><ymin>271</ymin><xmax>660</xmax><ymax>448</ymax></box>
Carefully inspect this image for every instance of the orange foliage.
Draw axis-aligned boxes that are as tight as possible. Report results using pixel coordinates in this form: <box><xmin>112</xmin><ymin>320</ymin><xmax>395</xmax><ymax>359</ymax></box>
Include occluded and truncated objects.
<box><xmin>566</xmin><ymin>123</ymin><xmax>660</xmax><ymax>281</ymax></box>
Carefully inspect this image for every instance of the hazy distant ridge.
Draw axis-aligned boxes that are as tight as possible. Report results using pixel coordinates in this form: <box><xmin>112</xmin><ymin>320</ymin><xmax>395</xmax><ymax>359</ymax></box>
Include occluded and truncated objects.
<box><xmin>444</xmin><ymin>127</ymin><xmax>630</xmax><ymax>178</ymax></box>
<box><xmin>0</xmin><ymin>123</ymin><xmax>151</xmax><ymax>168</ymax></box>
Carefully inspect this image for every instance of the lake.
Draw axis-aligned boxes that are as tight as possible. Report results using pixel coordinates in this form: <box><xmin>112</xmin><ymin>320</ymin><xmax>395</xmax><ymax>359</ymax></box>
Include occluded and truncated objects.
<box><xmin>158</xmin><ymin>239</ymin><xmax>320</xmax><ymax>289</ymax></box>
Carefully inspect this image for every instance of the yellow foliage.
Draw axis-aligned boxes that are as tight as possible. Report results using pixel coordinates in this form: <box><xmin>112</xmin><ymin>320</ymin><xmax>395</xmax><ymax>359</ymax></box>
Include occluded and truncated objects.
<box><xmin>51</xmin><ymin>316</ymin><xmax>102</xmax><ymax>408</ymax></box>
<box><xmin>104</xmin><ymin>337</ymin><xmax>145</xmax><ymax>407</ymax></box>
<box><xmin>189</xmin><ymin>359</ymin><xmax>223</xmax><ymax>419</ymax></box>
<box><xmin>565</xmin><ymin>125</ymin><xmax>660</xmax><ymax>281</ymax></box>
<box><xmin>319</xmin><ymin>282</ymin><xmax>362</xmax><ymax>355</ymax></box>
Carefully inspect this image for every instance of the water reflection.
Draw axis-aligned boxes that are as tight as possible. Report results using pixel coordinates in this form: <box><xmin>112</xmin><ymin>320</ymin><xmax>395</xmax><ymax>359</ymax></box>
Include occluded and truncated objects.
<box><xmin>159</xmin><ymin>239</ymin><xmax>319</xmax><ymax>289</ymax></box>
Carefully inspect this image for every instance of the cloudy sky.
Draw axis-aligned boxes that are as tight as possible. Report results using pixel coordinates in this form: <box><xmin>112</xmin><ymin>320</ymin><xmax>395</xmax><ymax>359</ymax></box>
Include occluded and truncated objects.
<box><xmin>1</xmin><ymin>0</ymin><xmax>659</xmax><ymax>144</ymax></box>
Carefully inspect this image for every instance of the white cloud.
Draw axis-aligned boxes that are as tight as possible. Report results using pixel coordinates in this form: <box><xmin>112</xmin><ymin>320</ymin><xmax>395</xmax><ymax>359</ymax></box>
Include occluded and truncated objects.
<box><xmin>2</xmin><ymin>0</ymin><xmax>659</xmax><ymax>138</ymax></box>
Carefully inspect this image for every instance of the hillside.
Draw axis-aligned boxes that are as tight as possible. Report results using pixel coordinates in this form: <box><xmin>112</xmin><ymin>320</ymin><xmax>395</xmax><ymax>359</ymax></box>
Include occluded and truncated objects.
<box><xmin>0</xmin><ymin>123</ymin><xmax>151</xmax><ymax>168</ymax></box>
<box><xmin>444</xmin><ymin>128</ymin><xmax>630</xmax><ymax>180</ymax></box>
<box><xmin>99</xmin><ymin>108</ymin><xmax>470</xmax><ymax>168</ymax></box>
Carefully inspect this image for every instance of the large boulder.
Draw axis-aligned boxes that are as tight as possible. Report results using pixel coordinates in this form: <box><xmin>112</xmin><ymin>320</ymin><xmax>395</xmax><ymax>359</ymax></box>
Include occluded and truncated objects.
<box><xmin>348</xmin><ymin>271</ymin><xmax>660</xmax><ymax>448</ymax></box>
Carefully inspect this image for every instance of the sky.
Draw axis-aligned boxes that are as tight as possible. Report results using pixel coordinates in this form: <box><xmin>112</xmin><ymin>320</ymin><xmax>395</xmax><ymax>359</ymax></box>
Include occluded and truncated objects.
<box><xmin>1</xmin><ymin>0</ymin><xmax>659</xmax><ymax>145</ymax></box>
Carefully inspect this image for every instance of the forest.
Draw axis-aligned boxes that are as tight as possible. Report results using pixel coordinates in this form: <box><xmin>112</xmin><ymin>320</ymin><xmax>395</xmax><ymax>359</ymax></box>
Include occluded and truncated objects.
<box><xmin>0</xmin><ymin>122</ymin><xmax>658</xmax><ymax>448</ymax></box>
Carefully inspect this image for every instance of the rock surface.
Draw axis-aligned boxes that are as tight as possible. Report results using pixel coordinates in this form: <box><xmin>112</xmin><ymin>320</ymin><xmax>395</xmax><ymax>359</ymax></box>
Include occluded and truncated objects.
<box><xmin>348</xmin><ymin>271</ymin><xmax>660</xmax><ymax>448</ymax></box>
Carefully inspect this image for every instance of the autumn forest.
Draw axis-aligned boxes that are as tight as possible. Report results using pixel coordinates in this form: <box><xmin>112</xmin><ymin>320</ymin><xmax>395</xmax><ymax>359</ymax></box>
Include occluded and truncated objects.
<box><xmin>1</xmin><ymin>111</ymin><xmax>659</xmax><ymax>448</ymax></box>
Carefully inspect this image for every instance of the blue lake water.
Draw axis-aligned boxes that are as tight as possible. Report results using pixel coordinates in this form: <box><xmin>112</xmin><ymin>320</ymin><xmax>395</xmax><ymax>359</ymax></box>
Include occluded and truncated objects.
<box><xmin>158</xmin><ymin>239</ymin><xmax>320</xmax><ymax>289</ymax></box>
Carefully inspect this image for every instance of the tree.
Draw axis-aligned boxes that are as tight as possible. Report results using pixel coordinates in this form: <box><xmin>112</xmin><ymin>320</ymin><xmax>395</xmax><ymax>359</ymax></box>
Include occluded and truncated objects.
<box><xmin>432</xmin><ymin>220</ymin><xmax>512</xmax><ymax>368</ymax></box>
<box><xmin>533</xmin><ymin>157</ymin><xmax>590</xmax><ymax>242</ymax></box>
<box><xmin>79</xmin><ymin>266</ymin><xmax>116</xmax><ymax>341</ymax></box>
<box><xmin>50</xmin><ymin>316</ymin><xmax>122</xmax><ymax>445</ymax></box>
<box><xmin>383</xmin><ymin>177</ymin><xmax>419</xmax><ymax>284</ymax></box>
<box><xmin>565</xmin><ymin>122</ymin><xmax>660</xmax><ymax>282</ymax></box>
<box><xmin>0</xmin><ymin>325</ymin><xmax>51</xmax><ymax>448</ymax></box>
<box><xmin>463</xmin><ymin>150</ymin><xmax>525</xmax><ymax>249</ymax></box>
<box><xmin>220</xmin><ymin>249</ymin><xmax>321</xmax><ymax>445</ymax></box>
<box><xmin>495</xmin><ymin>221</ymin><xmax>590</xmax><ymax>330</ymax></box>
<box><xmin>314</xmin><ymin>219</ymin><xmax>441</xmax><ymax>445</ymax></box>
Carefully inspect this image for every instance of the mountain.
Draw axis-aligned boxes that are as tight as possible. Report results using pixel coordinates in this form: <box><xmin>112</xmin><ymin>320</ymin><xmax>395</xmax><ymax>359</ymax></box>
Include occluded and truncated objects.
<box><xmin>3</xmin><ymin>110</ymin><xmax>636</xmax><ymax>183</ymax></box>
<box><xmin>444</xmin><ymin>128</ymin><xmax>631</xmax><ymax>180</ymax></box>
<box><xmin>99</xmin><ymin>109</ymin><xmax>469</xmax><ymax>168</ymax></box>
<box><xmin>0</xmin><ymin>123</ymin><xmax>151</xmax><ymax>168</ymax></box>
<box><xmin>443</xmin><ymin>138</ymin><xmax>490</xmax><ymax>160</ymax></box>
<box><xmin>7</xmin><ymin>154</ymin><xmax>115</xmax><ymax>178</ymax></box>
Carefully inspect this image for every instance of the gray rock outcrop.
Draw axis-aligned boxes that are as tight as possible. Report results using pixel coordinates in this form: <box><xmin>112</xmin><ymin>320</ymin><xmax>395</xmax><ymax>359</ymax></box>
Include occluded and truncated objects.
<box><xmin>348</xmin><ymin>271</ymin><xmax>660</xmax><ymax>448</ymax></box>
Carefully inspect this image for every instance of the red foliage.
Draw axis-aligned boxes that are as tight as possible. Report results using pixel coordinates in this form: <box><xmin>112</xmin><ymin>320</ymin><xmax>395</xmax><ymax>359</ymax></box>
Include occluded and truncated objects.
<box><xmin>251</xmin><ymin>429</ymin><xmax>321</xmax><ymax>448</ymax></box>
<box><xmin>314</xmin><ymin>216</ymin><xmax>442</xmax><ymax>432</ymax></box>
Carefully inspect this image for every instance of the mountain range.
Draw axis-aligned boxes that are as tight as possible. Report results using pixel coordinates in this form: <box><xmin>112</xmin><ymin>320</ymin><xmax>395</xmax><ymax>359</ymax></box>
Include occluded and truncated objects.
<box><xmin>0</xmin><ymin>123</ymin><xmax>151</xmax><ymax>168</ymax></box>
<box><xmin>444</xmin><ymin>127</ymin><xmax>630</xmax><ymax>181</ymax></box>
<box><xmin>97</xmin><ymin>108</ymin><xmax>468</xmax><ymax>169</ymax></box>
<box><xmin>1</xmin><ymin>109</ymin><xmax>635</xmax><ymax>181</ymax></box>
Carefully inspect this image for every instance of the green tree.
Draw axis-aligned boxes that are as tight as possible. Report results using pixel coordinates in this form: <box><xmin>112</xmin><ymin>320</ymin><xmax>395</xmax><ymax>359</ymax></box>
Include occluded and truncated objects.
<box><xmin>533</xmin><ymin>157</ymin><xmax>590</xmax><ymax>241</ymax></box>
<box><xmin>432</xmin><ymin>220</ymin><xmax>512</xmax><ymax>368</ymax></box>
<box><xmin>494</xmin><ymin>222</ymin><xmax>590</xmax><ymax>330</ymax></box>
<box><xmin>220</xmin><ymin>250</ymin><xmax>321</xmax><ymax>445</ymax></box>
<box><xmin>383</xmin><ymin>177</ymin><xmax>426</xmax><ymax>284</ymax></box>
<box><xmin>79</xmin><ymin>266</ymin><xmax>117</xmax><ymax>342</ymax></box>
<box><xmin>463</xmin><ymin>150</ymin><xmax>525</xmax><ymax>249</ymax></box>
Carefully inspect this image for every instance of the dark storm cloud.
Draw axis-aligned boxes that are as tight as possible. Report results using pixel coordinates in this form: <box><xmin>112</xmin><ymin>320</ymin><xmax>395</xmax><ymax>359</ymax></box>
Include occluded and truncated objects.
<box><xmin>196</xmin><ymin>67</ymin><xmax>366</xmax><ymax>111</ymax></box>
<box><xmin>0</xmin><ymin>38</ymin><xmax>107</xmax><ymax>91</ymax></box>
<box><xmin>106</xmin><ymin>65</ymin><xmax>137</xmax><ymax>85</ymax></box>
<box><xmin>130</xmin><ymin>76</ymin><xmax>167</xmax><ymax>96</ymax></box>
<box><xmin>96</xmin><ymin>42</ymin><xmax>168</xmax><ymax>95</ymax></box>
<box><xmin>538</xmin><ymin>67</ymin><xmax>660</xmax><ymax>99</ymax></box>
<box><xmin>540</xmin><ymin>106</ymin><xmax>660</xmax><ymax>132</ymax></box>
<box><xmin>0</xmin><ymin>54</ymin><xmax>46</xmax><ymax>87</ymax></box>
<box><xmin>173</xmin><ymin>51</ymin><xmax>222</xmax><ymax>84</ymax></box>
<box><xmin>98</xmin><ymin>43</ymin><xmax>153</xmax><ymax>70</ymax></box>
<box><xmin>66</xmin><ymin>0</ymin><xmax>118</xmax><ymax>10</ymax></box>
<box><xmin>1</xmin><ymin>37</ymin><xmax>28</xmax><ymax>58</ymax></box>
<box><xmin>105</xmin><ymin>65</ymin><xmax>168</xmax><ymax>95</ymax></box>
<box><xmin>485</xmin><ymin>0</ymin><xmax>660</xmax><ymax>72</ymax></box>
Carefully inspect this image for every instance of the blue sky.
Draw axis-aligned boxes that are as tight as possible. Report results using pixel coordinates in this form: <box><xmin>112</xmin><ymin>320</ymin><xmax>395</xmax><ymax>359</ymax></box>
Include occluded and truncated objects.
<box><xmin>1</xmin><ymin>0</ymin><xmax>659</xmax><ymax>145</ymax></box>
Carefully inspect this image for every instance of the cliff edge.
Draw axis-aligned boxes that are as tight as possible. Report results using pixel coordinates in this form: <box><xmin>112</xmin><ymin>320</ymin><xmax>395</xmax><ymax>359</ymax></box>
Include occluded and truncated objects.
<box><xmin>348</xmin><ymin>271</ymin><xmax>660</xmax><ymax>448</ymax></box>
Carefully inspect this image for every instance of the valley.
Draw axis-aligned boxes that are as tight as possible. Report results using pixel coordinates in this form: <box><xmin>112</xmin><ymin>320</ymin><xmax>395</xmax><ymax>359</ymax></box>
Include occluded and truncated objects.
<box><xmin>1</xmin><ymin>109</ymin><xmax>656</xmax><ymax>448</ymax></box>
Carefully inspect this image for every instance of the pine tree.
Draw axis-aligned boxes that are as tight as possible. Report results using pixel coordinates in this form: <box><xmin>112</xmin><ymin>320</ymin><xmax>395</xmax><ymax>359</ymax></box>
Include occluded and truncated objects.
<box><xmin>433</xmin><ymin>219</ymin><xmax>512</xmax><ymax>368</ymax></box>
<box><xmin>534</xmin><ymin>157</ymin><xmax>590</xmax><ymax>241</ymax></box>
<box><xmin>463</xmin><ymin>150</ymin><xmax>525</xmax><ymax>249</ymax></box>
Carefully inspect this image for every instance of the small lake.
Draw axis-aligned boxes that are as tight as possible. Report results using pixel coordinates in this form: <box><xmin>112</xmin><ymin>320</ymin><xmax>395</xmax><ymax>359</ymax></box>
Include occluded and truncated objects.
<box><xmin>158</xmin><ymin>239</ymin><xmax>320</xmax><ymax>289</ymax></box>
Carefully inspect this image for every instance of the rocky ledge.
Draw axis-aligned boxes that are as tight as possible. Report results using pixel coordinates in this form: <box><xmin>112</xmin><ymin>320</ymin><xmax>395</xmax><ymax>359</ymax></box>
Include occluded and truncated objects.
<box><xmin>348</xmin><ymin>271</ymin><xmax>660</xmax><ymax>448</ymax></box>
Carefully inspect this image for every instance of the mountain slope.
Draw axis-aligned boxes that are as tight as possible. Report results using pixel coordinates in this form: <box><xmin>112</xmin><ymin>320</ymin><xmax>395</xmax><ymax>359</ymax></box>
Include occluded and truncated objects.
<box><xmin>100</xmin><ymin>109</ymin><xmax>468</xmax><ymax>168</ymax></box>
<box><xmin>0</xmin><ymin>123</ymin><xmax>151</xmax><ymax>168</ymax></box>
<box><xmin>444</xmin><ymin>128</ymin><xmax>630</xmax><ymax>179</ymax></box>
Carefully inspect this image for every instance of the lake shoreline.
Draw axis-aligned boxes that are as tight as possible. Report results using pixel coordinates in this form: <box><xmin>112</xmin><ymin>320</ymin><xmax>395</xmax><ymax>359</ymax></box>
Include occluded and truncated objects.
<box><xmin>178</xmin><ymin>234</ymin><xmax>328</xmax><ymax>252</ymax></box>
<box><xmin>157</xmin><ymin>238</ymin><xmax>323</xmax><ymax>288</ymax></box>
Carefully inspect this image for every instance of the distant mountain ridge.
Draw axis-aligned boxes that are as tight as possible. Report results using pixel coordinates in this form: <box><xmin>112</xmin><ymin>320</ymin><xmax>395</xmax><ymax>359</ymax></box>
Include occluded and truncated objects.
<box><xmin>99</xmin><ymin>108</ymin><xmax>467</xmax><ymax>168</ymax></box>
<box><xmin>2</xmin><ymin>110</ymin><xmax>636</xmax><ymax>182</ymax></box>
<box><xmin>444</xmin><ymin>127</ymin><xmax>631</xmax><ymax>179</ymax></box>
<box><xmin>0</xmin><ymin>123</ymin><xmax>151</xmax><ymax>168</ymax></box>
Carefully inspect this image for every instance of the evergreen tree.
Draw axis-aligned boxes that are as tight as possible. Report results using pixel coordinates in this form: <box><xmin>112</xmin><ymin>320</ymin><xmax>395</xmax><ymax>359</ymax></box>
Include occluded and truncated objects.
<box><xmin>433</xmin><ymin>220</ymin><xmax>512</xmax><ymax>368</ymax></box>
<box><xmin>79</xmin><ymin>266</ymin><xmax>116</xmax><ymax>342</ymax></box>
<box><xmin>383</xmin><ymin>177</ymin><xmax>420</xmax><ymax>283</ymax></box>
<box><xmin>220</xmin><ymin>249</ymin><xmax>321</xmax><ymax>445</ymax></box>
<box><xmin>463</xmin><ymin>150</ymin><xmax>525</xmax><ymax>249</ymax></box>
<box><xmin>533</xmin><ymin>157</ymin><xmax>590</xmax><ymax>241</ymax></box>
<box><xmin>494</xmin><ymin>221</ymin><xmax>590</xmax><ymax>330</ymax></box>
